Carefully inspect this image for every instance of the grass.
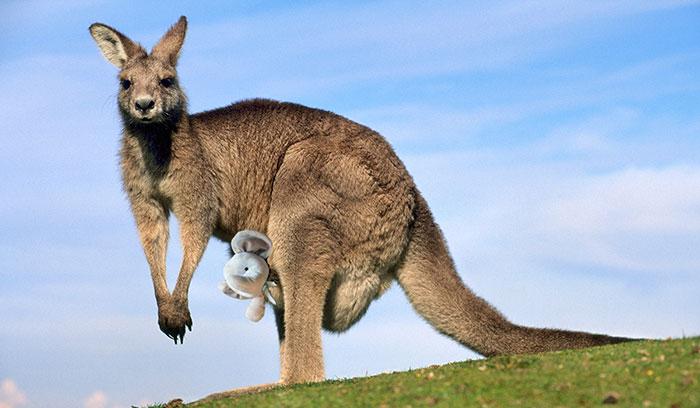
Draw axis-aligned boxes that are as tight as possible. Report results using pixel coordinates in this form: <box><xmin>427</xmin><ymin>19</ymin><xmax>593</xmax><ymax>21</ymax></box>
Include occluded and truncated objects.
<box><xmin>156</xmin><ymin>337</ymin><xmax>699</xmax><ymax>407</ymax></box>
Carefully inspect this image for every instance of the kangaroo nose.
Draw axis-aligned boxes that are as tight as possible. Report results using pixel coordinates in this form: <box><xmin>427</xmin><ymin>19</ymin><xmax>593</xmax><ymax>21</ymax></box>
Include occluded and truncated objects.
<box><xmin>135</xmin><ymin>97</ymin><xmax>155</xmax><ymax>112</ymax></box>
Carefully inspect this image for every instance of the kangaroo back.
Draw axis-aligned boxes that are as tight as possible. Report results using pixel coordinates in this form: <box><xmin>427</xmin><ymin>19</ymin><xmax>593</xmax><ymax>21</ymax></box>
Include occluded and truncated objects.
<box><xmin>395</xmin><ymin>192</ymin><xmax>631</xmax><ymax>356</ymax></box>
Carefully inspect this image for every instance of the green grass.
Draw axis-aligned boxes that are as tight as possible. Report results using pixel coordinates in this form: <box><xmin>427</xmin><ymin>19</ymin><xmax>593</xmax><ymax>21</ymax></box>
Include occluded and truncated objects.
<box><xmin>174</xmin><ymin>337</ymin><xmax>699</xmax><ymax>407</ymax></box>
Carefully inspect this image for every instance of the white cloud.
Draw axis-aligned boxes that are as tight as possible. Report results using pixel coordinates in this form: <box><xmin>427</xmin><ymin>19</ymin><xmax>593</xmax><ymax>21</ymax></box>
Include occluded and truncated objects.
<box><xmin>405</xmin><ymin>145</ymin><xmax>700</xmax><ymax>276</ymax></box>
<box><xmin>83</xmin><ymin>391</ymin><xmax>107</xmax><ymax>408</ymax></box>
<box><xmin>397</xmin><ymin>146</ymin><xmax>700</xmax><ymax>341</ymax></box>
<box><xmin>533</xmin><ymin>108</ymin><xmax>638</xmax><ymax>155</ymax></box>
<box><xmin>545</xmin><ymin>166</ymin><xmax>700</xmax><ymax>235</ymax></box>
<box><xmin>349</xmin><ymin>103</ymin><xmax>536</xmax><ymax>147</ymax></box>
<box><xmin>529</xmin><ymin>166</ymin><xmax>700</xmax><ymax>273</ymax></box>
<box><xmin>0</xmin><ymin>379</ymin><xmax>27</xmax><ymax>408</ymax></box>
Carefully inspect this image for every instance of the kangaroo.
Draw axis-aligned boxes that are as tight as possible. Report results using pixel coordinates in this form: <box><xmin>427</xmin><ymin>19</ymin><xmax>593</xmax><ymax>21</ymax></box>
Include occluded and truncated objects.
<box><xmin>89</xmin><ymin>16</ymin><xmax>632</xmax><ymax>391</ymax></box>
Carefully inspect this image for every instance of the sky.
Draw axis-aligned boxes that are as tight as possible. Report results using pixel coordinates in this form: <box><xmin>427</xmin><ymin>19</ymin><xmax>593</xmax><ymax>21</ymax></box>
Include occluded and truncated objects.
<box><xmin>1</xmin><ymin>1</ymin><xmax>699</xmax><ymax>406</ymax></box>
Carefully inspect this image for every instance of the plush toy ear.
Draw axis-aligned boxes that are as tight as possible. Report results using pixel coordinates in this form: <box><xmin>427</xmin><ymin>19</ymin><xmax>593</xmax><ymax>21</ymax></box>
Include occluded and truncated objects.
<box><xmin>231</xmin><ymin>230</ymin><xmax>272</xmax><ymax>258</ymax></box>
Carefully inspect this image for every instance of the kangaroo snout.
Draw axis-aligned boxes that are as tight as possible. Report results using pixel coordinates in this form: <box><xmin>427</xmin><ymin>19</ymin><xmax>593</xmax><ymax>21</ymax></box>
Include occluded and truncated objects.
<box><xmin>135</xmin><ymin>97</ymin><xmax>155</xmax><ymax>112</ymax></box>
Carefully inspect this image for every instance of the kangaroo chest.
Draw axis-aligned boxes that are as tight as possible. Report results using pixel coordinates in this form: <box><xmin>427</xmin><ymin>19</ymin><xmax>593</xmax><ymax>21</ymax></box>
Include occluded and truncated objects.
<box><xmin>122</xmin><ymin>134</ymin><xmax>201</xmax><ymax>210</ymax></box>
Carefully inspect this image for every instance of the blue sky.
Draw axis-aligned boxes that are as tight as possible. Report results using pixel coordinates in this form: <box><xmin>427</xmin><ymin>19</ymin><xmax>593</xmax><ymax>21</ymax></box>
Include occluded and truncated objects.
<box><xmin>1</xmin><ymin>1</ymin><xmax>700</xmax><ymax>407</ymax></box>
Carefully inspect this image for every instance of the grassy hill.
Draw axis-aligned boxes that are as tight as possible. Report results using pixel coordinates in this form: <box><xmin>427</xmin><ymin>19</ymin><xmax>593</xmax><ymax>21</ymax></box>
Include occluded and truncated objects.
<box><xmin>162</xmin><ymin>337</ymin><xmax>699</xmax><ymax>407</ymax></box>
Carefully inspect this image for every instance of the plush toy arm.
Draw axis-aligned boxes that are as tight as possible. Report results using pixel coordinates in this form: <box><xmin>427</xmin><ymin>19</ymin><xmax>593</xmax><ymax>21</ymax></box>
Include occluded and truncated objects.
<box><xmin>219</xmin><ymin>281</ymin><xmax>245</xmax><ymax>299</ymax></box>
<box><xmin>245</xmin><ymin>295</ymin><xmax>266</xmax><ymax>322</ymax></box>
<box><xmin>262</xmin><ymin>281</ymin><xmax>278</xmax><ymax>306</ymax></box>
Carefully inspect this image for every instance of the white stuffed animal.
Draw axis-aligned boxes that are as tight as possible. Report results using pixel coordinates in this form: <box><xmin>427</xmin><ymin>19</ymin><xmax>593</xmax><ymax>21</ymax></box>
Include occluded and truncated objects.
<box><xmin>219</xmin><ymin>230</ymin><xmax>276</xmax><ymax>322</ymax></box>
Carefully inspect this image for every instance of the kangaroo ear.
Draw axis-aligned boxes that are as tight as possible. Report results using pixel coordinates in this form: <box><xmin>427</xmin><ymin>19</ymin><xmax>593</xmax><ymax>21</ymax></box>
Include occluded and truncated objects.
<box><xmin>231</xmin><ymin>230</ymin><xmax>272</xmax><ymax>258</ymax></box>
<box><xmin>151</xmin><ymin>16</ymin><xmax>187</xmax><ymax>66</ymax></box>
<box><xmin>89</xmin><ymin>23</ymin><xmax>146</xmax><ymax>68</ymax></box>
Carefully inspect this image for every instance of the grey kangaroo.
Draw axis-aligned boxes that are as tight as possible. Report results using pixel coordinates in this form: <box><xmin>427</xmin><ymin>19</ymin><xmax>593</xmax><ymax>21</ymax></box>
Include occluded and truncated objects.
<box><xmin>89</xmin><ymin>16</ymin><xmax>632</xmax><ymax>395</ymax></box>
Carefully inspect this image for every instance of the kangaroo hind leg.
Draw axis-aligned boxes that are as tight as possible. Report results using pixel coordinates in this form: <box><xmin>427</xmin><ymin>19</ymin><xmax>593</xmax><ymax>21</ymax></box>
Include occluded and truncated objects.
<box><xmin>266</xmin><ymin>217</ymin><xmax>337</xmax><ymax>384</ymax></box>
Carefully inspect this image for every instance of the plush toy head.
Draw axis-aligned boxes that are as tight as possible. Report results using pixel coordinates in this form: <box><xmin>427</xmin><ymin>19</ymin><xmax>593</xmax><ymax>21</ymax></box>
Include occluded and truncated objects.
<box><xmin>221</xmin><ymin>230</ymin><xmax>273</xmax><ymax>322</ymax></box>
<box><xmin>223</xmin><ymin>251</ymin><xmax>270</xmax><ymax>298</ymax></box>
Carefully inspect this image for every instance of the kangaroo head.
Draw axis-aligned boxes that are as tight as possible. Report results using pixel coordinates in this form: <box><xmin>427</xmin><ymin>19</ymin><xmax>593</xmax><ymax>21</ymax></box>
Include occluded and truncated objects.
<box><xmin>89</xmin><ymin>17</ymin><xmax>188</xmax><ymax>126</ymax></box>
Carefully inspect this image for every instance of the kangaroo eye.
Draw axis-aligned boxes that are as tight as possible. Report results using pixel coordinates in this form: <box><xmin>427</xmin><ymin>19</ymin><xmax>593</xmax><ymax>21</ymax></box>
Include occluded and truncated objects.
<box><xmin>160</xmin><ymin>77</ymin><xmax>174</xmax><ymax>88</ymax></box>
<box><xmin>120</xmin><ymin>79</ymin><xmax>131</xmax><ymax>90</ymax></box>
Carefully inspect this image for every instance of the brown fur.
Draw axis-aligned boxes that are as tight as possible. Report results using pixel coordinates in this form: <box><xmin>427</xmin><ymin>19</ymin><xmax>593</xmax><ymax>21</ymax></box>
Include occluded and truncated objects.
<box><xmin>90</xmin><ymin>16</ymin><xmax>632</xmax><ymax>393</ymax></box>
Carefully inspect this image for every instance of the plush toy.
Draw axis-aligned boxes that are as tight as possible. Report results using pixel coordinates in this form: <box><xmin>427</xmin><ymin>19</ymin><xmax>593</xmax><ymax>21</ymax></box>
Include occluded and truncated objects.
<box><xmin>219</xmin><ymin>230</ymin><xmax>277</xmax><ymax>322</ymax></box>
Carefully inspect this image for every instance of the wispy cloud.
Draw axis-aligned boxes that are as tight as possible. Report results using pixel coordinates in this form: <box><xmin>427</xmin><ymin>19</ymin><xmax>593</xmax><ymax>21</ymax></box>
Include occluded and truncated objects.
<box><xmin>535</xmin><ymin>166</ymin><xmax>700</xmax><ymax>272</ymax></box>
<box><xmin>177</xmin><ymin>1</ymin><xmax>700</xmax><ymax>103</ymax></box>
<box><xmin>346</xmin><ymin>52</ymin><xmax>700</xmax><ymax>152</ymax></box>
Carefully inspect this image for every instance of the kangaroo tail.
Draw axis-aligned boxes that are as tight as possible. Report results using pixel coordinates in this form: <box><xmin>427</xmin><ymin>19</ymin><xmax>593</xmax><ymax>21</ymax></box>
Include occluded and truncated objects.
<box><xmin>394</xmin><ymin>191</ymin><xmax>632</xmax><ymax>357</ymax></box>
